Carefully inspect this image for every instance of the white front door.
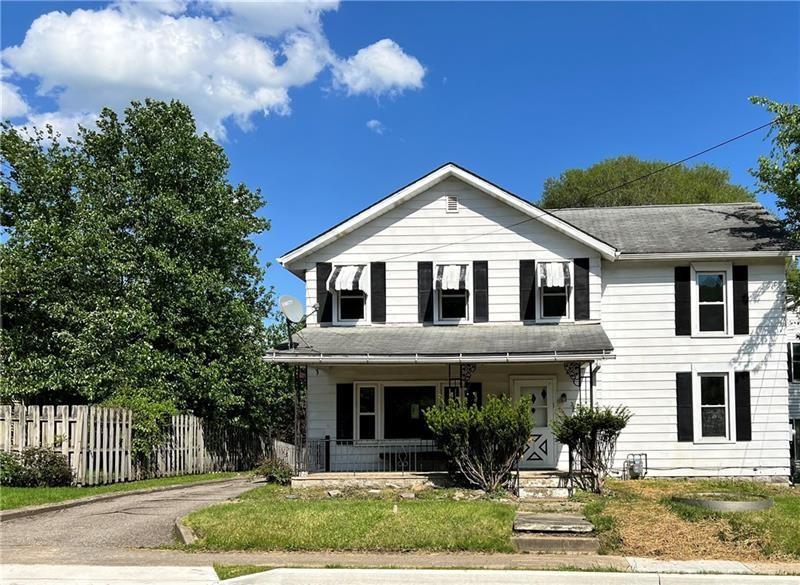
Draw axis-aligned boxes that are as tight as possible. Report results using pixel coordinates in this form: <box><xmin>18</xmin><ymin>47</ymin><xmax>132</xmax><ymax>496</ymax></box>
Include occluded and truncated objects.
<box><xmin>512</xmin><ymin>376</ymin><xmax>557</xmax><ymax>469</ymax></box>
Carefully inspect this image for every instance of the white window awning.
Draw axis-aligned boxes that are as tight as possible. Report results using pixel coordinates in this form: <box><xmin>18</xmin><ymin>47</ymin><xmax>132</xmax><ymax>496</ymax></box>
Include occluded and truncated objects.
<box><xmin>436</xmin><ymin>264</ymin><xmax>467</xmax><ymax>291</ymax></box>
<box><xmin>539</xmin><ymin>262</ymin><xmax>571</xmax><ymax>288</ymax></box>
<box><xmin>328</xmin><ymin>265</ymin><xmax>365</xmax><ymax>291</ymax></box>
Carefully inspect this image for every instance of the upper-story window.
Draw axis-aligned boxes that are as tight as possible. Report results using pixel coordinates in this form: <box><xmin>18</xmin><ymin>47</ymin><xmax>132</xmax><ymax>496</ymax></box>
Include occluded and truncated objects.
<box><xmin>697</xmin><ymin>272</ymin><xmax>726</xmax><ymax>332</ymax></box>
<box><xmin>538</xmin><ymin>261</ymin><xmax>571</xmax><ymax>320</ymax></box>
<box><xmin>435</xmin><ymin>263</ymin><xmax>470</xmax><ymax>322</ymax></box>
<box><xmin>328</xmin><ymin>264</ymin><xmax>368</xmax><ymax>323</ymax></box>
<box><xmin>690</xmin><ymin>263</ymin><xmax>733</xmax><ymax>337</ymax></box>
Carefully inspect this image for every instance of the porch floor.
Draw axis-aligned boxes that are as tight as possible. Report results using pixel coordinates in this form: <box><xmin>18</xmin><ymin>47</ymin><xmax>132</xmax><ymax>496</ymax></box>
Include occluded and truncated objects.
<box><xmin>291</xmin><ymin>470</ymin><xmax>567</xmax><ymax>490</ymax></box>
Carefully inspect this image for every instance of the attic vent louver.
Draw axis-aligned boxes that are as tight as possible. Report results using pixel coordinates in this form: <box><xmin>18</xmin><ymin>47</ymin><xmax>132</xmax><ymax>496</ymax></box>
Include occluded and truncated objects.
<box><xmin>446</xmin><ymin>195</ymin><xmax>459</xmax><ymax>213</ymax></box>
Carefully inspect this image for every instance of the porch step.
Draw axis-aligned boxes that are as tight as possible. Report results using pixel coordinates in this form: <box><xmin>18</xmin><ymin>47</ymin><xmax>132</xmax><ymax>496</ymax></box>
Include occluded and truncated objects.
<box><xmin>518</xmin><ymin>499</ymin><xmax>584</xmax><ymax>513</ymax></box>
<box><xmin>511</xmin><ymin>534</ymin><xmax>599</xmax><ymax>554</ymax></box>
<box><xmin>518</xmin><ymin>486</ymin><xmax>570</xmax><ymax>499</ymax></box>
<box><xmin>516</xmin><ymin>471</ymin><xmax>570</xmax><ymax>499</ymax></box>
<box><xmin>514</xmin><ymin>513</ymin><xmax>594</xmax><ymax>534</ymax></box>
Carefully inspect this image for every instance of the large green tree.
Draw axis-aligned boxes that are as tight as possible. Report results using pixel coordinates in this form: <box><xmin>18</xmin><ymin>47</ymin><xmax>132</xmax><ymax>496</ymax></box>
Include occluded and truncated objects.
<box><xmin>1</xmin><ymin>100</ymin><xmax>288</xmax><ymax>436</ymax></box>
<box><xmin>749</xmin><ymin>97</ymin><xmax>800</xmax><ymax>305</ymax></box>
<box><xmin>539</xmin><ymin>155</ymin><xmax>754</xmax><ymax>208</ymax></box>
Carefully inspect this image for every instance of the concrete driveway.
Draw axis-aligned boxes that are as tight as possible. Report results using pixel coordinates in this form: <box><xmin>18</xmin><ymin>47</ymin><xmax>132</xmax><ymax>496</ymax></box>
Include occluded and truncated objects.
<box><xmin>0</xmin><ymin>478</ymin><xmax>252</xmax><ymax>550</ymax></box>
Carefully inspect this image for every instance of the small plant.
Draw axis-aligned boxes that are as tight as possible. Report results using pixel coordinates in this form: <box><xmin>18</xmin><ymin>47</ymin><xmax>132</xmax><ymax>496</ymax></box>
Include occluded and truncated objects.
<box><xmin>256</xmin><ymin>456</ymin><xmax>293</xmax><ymax>485</ymax></box>
<box><xmin>425</xmin><ymin>395</ymin><xmax>532</xmax><ymax>492</ymax></box>
<box><xmin>551</xmin><ymin>405</ymin><xmax>631</xmax><ymax>494</ymax></box>
<box><xmin>0</xmin><ymin>447</ymin><xmax>74</xmax><ymax>487</ymax></box>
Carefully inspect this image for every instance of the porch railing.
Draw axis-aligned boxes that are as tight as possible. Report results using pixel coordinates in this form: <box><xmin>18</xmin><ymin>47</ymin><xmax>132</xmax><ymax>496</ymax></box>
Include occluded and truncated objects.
<box><xmin>299</xmin><ymin>437</ymin><xmax>445</xmax><ymax>474</ymax></box>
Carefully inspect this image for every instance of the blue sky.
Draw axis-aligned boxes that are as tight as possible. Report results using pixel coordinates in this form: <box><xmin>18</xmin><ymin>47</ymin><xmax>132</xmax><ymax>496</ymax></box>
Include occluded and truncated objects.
<box><xmin>2</xmin><ymin>1</ymin><xmax>798</xmax><ymax>310</ymax></box>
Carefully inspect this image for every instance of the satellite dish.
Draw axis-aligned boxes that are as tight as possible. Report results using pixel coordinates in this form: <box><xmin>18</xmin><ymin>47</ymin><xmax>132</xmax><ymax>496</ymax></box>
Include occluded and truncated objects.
<box><xmin>279</xmin><ymin>295</ymin><xmax>305</xmax><ymax>323</ymax></box>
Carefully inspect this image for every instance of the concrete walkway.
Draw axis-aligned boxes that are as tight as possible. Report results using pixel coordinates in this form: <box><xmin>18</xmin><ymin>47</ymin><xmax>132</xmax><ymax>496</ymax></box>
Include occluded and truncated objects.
<box><xmin>0</xmin><ymin>479</ymin><xmax>252</xmax><ymax>548</ymax></box>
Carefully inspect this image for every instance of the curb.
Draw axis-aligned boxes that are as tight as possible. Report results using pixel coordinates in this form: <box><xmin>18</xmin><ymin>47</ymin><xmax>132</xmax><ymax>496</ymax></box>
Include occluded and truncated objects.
<box><xmin>0</xmin><ymin>475</ymin><xmax>253</xmax><ymax>522</ymax></box>
<box><xmin>174</xmin><ymin>515</ymin><xmax>199</xmax><ymax>546</ymax></box>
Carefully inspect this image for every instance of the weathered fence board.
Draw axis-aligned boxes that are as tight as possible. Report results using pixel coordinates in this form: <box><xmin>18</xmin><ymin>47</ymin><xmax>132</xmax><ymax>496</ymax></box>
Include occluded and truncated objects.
<box><xmin>0</xmin><ymin>404</ymin><xmax>270</xmax><ymax>485</ymax></box>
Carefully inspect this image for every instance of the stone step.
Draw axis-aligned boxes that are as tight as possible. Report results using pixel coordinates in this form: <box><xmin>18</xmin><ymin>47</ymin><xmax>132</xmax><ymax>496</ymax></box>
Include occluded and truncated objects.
<box><xmin>514</xmin><ymin>512</ymin><xmax>594</xmax><ymax>534</ymax></box>
<box><xmin>512</xmin><ymin>533</ymin><xmax>599</xmax><ymax>554</ymax></box>
<box><xmin>517</xmin><ymin>499</ymin><xmax>584</xmax><ymax>513</ymax></box>
<box><xmin>518</xmin><ymin>486</ymin><xmax>570</xmax><ymax>499</ymax></box>
<box><xmin>518</xmin><ymin>478</ymin><xmax>565</xmax><ymax>488</ymax></box>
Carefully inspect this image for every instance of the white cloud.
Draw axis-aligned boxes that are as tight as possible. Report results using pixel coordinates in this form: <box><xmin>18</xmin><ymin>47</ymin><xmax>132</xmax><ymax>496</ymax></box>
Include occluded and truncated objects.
<box><xmin>1</xmin><ymin>2</ymin><xmax>424</xmax><ymax>138</ymax></box>
<box><xmin>333</xmin><ymin>39</ymin><xmax>425</xmax><ymax>97</ymax></box>
<box><xmin>1</xmin><ymin>80</ymin><xmax>29</xmax><ymax>119</ymax></box>
<box><xmin>366</xmin><ymin>119</ymin><xmax>385</xmax><ymax>134</ymax></box>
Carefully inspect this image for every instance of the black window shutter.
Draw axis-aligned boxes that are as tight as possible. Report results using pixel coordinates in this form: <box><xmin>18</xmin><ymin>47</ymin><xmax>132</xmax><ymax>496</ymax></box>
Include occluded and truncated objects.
<box><xmin>316</xmin><ymin>262</ymin><xmax>333</xmax><ymax>324</ymax></box>
<box><xmin>418</xmin><ymin>261</ymin><xmax>433</xmax><ymax>323</ymax></box>
<box><xmin>466</xmin><ymin>382</ymin><xmax>483</xmax><ymax>408</ymax></box>
<box><xmin>473</xmin><ymin>261</ymin><xmax>489</xmax><ymax>323</ymax></box>
<box><xmin>735</xmin><ymin>371</ymin><xmax>752</xmax><ymax>442</ymax></box>
<box><xmin>370</xmin><ymin>262</ymin><xmax>386</xmax><ymax>323</ymax></box>
<box><xmin>789</xmin><ymin>342</ymin><xmax>794</xmax><ymax>382</ymax></box>
<box><xmin>574</xmin><ymin>258</ymin><xmax>590</xmax><ymax>321</ymax></box>
<box><xmin>733</xmin><ymin>265</ymin><xmax>749</xmax><ymax>335</ymax></box>
<box><xmin>336</xmin><ymin>383</ymin><xmax>354</xmax><ymax>441</ymax></box>
<box><xmin>674</xmin><ymin>266</ymin><xmax>691</xmax><ymax>336</ymax></box>
<box><xmin>676</xmin><ymin>372</ymin><xmax>693</xmax><ymax>442</ymax></box>
<box><xmin>519</xmin><ymin>260</ymin><xmax>536</xmax><ymax>321</ymax></box>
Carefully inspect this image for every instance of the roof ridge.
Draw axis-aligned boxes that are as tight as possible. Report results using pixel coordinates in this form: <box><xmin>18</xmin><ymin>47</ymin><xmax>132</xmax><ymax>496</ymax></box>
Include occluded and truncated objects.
<box><xmin>550</xmin><ymin>201</ymin><xmax>761</xmax><ymax>211</ymax></box>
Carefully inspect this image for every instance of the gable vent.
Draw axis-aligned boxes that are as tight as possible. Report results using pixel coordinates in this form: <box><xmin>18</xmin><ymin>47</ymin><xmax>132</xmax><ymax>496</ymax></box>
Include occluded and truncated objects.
<box><xmin>446</xmin><ymin>195</ymin><xmax>459</xmax><ymax>213</ymax></box>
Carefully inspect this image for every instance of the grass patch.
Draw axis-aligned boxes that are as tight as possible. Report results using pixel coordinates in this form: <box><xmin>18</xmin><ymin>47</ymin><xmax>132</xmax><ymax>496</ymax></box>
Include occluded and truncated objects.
<box><xmin>186</xmin><ymin>484</ymin><xmax>515</xmax><ymax>552</ymax></box>
<box><xmin>577</xmin><ymin>478</ymin><xmax>800</xmax><ymax>561</ymax></box>
<box><xmin>214</xmin><ymin>564</ymin><xmax>272</xmax><ymax>580</ymax></box>
<box><xmin>0</xmin><ymin>472</ymin><xmax>242</xmax><ymax>510</ymax></box>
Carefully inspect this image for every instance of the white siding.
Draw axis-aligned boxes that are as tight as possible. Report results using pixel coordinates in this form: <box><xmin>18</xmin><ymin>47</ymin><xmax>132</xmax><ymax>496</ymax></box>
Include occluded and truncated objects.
<box><xmin>296</xmin><ymin>177</ymin><xmax>601</xmax><ymax>325</ymax></box>
<box><xmin>599</xmin><ymin>259</ymin><xmax>791</xmax><ymax>478</ymax></box>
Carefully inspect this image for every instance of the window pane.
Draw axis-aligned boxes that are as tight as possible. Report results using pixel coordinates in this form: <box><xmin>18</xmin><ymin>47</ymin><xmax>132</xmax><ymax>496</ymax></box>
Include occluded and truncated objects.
<box><xmin>698</xmin><ymin>273</ymin><xmax>724</xmax><ymax>302</ymax></box>
<box><xmin>700</xmin><ymin>376</ymin><xmax>725</xmax><ymax>405</ymax></box>
<box><xmin>701</xmin><ymin>407</ymin><xmax>726</xmax><ymax>437</ymax></box>
<box><xmin>359</xmin><ymin>387</ymin><xmax>375</xmax><ymax>413</ymax></box>
<box><xmin>384</xmin><ymin>386</ymin><xmax>436</xmax><ymax>439</ymax></box>
<box><xmin>793</xmin><ymin>344</ymin><xmax>800</xmax><ymax>381</ymax></box>
<box><xmin>542</xmin><ymin>290</ymin><xmax>567</xmax><ymax>317</ymax></box>
<box><xmin>340</xmin><ymin>292</ymin><xmax>365</xmax><ymax>320</ymax></box>
<box><xmin>699</xmin><ymin>305</ymin><xmax>725</xmax><ymax>331</ymax></box>
<box><xmin>359</xmin><ymin>415</ymin><xmax>375</xmax><ymax>439</ymax></box>
<box><xmin>441</xmin><ymin>291</ymin><xmax>467</xmax><ymax>319</ymax></box>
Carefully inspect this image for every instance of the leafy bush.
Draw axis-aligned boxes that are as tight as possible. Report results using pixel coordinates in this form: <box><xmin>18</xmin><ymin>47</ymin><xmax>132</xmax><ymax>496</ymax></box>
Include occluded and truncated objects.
<box><xmin>103</xmin><ymin>390</ymin><xmax>178</xmax><ymax>468</ymax></box>
<box><xmin>0</xmin><ymin>447</ymin><xmax>74</xmax><ymax>487</ymax></box>
<box><xmin>425</xmin><ymin>395</ymin><xmax>532</xmax><ymax>492</ymax></box>
<box><xmin>256</xmin><ymin>456</ymin><xmax>293</xmax><ymax>485</ymax></box>
<box><xmin>550</xmin><ymin>405</ymin><xmax>631</xmax><ymax>494</ymax></box>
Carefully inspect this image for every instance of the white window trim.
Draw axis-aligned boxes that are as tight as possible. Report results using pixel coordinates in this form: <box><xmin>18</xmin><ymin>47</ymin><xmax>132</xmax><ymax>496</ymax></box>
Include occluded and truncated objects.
<box><xmin>433</xmin><ymin>262</ymin><xmax>472</xmax><ymax>325</ymax></box>
<box><xmin>331</xmin><ymin>264</ymin><xmax>370</xmax><ymax>326</ymax></box>
<box><xmin>353</xmin><ymin>381</ymin><xmax>447</xmax><ymax>440</ymax></box>
<box><xmin>536</xmin><ymin>259</ymin><xmax>575</xmax><ymax>324</ymax></box>
<box><xmin>690</xmin><ymin>262</ymin><xmax>733</xmax><ymax>338</ymax></box>
<box><xmin>691</xmin><ymin>364</ymin><xmax>737</xmax><ymax>444</ymax></box>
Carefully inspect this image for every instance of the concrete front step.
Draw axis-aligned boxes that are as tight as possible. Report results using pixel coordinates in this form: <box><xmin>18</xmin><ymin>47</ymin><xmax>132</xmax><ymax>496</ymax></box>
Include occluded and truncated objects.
<box><xmin>514</xmin><ymin>513</ymin><xmax>594</xmax><ymax>534</ymax></box>
<box><xmin>517</xmin><ymin>499</ymin><xmax>584</xmax><ymax>513</ymax></box>
<box><xmin>518</xmin><ymin>486</ymin><xmax>570</xmax><ymax>499</ymax></box>
<box><xmin>511</xmin><ymin>533</ymin><xmax>599</xmax><ymax>554</ymax></box>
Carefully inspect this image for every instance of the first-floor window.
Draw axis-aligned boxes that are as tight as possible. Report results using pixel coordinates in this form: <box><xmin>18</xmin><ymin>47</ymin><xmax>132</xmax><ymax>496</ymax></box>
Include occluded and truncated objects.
<box><xmin>357</xmin><ymin>386</ymin><xmax>376</xmax><ymax>439</ymax></box>
<box><xmin>699</xmin><ymin>374</ymin><xmax>727</xmax><ymax>438</ymax></box>
<box><xmin>384</xmin><ymin>385</ymin><xmax>436</xmax><ymax>439</ymax></box>
<box><xmin>339</xmin><ymin>290</ymin><xmax>366</xmax><ymax>321</ymax></box>
<box><xmin>789</xmin><ymin>342</ymin><xmax>800</xmax><ymax>382</ymax></box>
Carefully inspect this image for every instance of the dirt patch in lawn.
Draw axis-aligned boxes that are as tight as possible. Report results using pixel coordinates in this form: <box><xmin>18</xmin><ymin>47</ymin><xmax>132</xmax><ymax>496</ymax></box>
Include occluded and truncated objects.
<box><xmin>582</xmin><ymin>479</ymin><xmax>798</xmax><ymax>561</ymax></box>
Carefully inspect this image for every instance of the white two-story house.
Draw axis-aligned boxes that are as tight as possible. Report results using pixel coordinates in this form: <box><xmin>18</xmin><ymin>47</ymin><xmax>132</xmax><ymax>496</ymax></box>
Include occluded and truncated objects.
<box><xmin>266</xmin><ymin>163</ymin><xmax>796</xmax><ymax>482</ymax></box>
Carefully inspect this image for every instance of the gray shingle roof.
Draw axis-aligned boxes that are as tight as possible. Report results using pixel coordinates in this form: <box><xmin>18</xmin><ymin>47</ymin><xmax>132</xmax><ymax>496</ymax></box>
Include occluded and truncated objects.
<box><xmin>550</xmin><ymin>202</ymin><xmax>790</xmax><ymax>254</ymax></box>
<box><xmin>266</xmin><ymin>323</ymin><xmax>613</xmax><ymax>363</ymax></box>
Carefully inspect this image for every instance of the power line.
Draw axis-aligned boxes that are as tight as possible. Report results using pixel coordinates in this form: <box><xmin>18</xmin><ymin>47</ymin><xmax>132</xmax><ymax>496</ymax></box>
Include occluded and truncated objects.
<box><xmin>382</xmin><ymin>117</ymin><xmax>780</xmax><ymax>262</ymax></box>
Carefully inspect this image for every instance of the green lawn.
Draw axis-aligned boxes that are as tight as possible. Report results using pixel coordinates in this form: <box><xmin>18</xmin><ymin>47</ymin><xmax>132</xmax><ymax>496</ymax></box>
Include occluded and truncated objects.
<box><xmin>214</xmin><ymin>565</ymin><xmax>272</xmax><ymax>580</ymax></box>
<box><xmin>0</xmin><ymin>472</ymin><xmax>241</xmax><ymax>510</ymax></box>
<box><xmin>578</xmin><ymin>478</ymin><xmax>800</xmax><ymax>560</ymax></box>
<box><xmin>186</xmin><ymin>485</ymin><xmax>515</xmax><ymax>552</ymax></box>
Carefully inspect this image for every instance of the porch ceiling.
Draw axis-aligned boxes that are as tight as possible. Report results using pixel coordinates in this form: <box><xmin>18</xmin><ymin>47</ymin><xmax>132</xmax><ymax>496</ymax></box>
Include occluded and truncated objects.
<box><xmin>264</xmin><ymin>323</ymin><xmax>614</xmax><ymax>364</ymax></box>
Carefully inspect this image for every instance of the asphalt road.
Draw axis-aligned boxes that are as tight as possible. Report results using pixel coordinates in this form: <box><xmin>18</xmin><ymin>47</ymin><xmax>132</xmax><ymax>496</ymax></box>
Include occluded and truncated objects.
<box><xmin>0</xmin><ymin>478</ymin><xmax>252</xmax><ymax>549</ymax></box>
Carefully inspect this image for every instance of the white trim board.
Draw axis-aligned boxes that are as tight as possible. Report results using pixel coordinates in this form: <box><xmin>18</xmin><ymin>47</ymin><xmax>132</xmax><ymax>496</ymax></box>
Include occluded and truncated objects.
<box><xmin>277</xmin><ymin>163</ymin><xmax>619</xmax><ymax>266</ymax></box>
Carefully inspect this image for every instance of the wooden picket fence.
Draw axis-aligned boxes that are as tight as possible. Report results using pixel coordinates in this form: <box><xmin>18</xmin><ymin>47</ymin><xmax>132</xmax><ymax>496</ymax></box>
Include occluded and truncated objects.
<box><xmin>0</xmin><ymin>404</ymin><xmax>269</xmax><ymax>485</ymax></box>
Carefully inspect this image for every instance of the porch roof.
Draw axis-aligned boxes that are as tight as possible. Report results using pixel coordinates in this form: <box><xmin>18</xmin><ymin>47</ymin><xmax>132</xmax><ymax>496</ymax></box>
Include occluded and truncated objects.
<box><xmin>264</xmin><ymin>323</ymin><xmax>614</xmax><ymax>364</ymax></box>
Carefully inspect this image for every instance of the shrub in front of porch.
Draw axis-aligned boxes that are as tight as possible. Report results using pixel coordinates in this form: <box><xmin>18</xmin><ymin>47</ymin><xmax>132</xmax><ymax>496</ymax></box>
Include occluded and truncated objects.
<box><xmin>424</xmin><ymin>395</ymin><xmax>532</xmax><ymax>492</ymax></box>
<box><xmin>551</xmin><ymin>405</ymin><xmax>631</xmax><ymax>494</ymax></box>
